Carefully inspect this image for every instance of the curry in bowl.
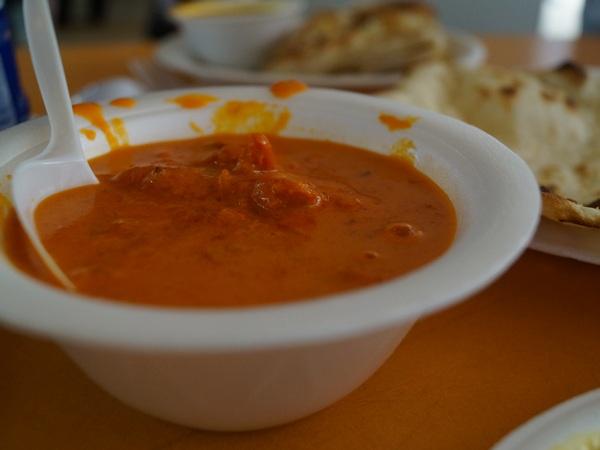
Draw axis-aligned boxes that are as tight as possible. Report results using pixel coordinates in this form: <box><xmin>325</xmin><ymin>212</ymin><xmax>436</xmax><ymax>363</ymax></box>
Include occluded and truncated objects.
<box><xmin>4</xmin><ymin>130</ymin><xmax>455</xmax><ymax>307</ymax></box>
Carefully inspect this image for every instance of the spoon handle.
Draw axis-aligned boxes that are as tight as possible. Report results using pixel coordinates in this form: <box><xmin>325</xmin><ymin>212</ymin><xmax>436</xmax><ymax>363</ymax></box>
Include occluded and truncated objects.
<box><xmin>23</xmin><ymin>0</ymin><xmax>80</xmax><ymax>158</ymax></box>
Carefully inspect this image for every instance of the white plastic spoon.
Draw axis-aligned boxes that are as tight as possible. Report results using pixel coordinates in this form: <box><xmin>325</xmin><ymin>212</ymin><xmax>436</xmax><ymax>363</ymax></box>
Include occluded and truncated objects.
<box><xmin>12</xmin><ymin>0</ymin><xmax>98</xmax><ymax>290</ymax></box>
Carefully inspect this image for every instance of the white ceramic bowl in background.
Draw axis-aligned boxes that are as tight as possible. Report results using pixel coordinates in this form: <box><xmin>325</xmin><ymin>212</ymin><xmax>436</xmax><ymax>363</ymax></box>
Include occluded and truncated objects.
<box><xmin>0</xmin><ymin>87</ymin><xmax>540</xmax><ymax>431</ymax></box>
<box><xmin>171</xmin><ymin>0</ymin><xmax>306</xmax><ymax>69</ymax></box>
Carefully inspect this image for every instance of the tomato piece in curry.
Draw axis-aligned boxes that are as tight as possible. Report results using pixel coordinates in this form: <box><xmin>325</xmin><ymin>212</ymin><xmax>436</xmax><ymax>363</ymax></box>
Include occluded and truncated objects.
<box><xmin>3</xmin><ymin>134</ymin><xmax>456</xmax><ymax>308</ymax></box>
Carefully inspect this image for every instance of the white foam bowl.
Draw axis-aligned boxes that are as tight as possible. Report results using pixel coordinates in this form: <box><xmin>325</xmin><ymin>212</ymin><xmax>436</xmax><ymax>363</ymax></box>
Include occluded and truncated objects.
<box><xmin>171</xmin><ymin>0</ymin><xmax>306</xmax><ymax>69</ymax></box>
<box><xmin>0</xmin><ymin>87</ymin><xmax>540</xmax><ymax>431</ymax></box>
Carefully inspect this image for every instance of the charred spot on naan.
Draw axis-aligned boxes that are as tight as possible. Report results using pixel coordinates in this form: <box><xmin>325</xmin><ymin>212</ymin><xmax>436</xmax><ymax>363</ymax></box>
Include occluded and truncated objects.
<box><xmin>499</xmin><ymin>81</ymin><xmax>521</xmax><ymax>98</ymax></box>
<box><xmin>547</xmin><ymin>61</ymin><xmax>587</xmax><ymax>88</ymax></box>
<box><xmin>541</xmin><ymin>189</ymin><xmax>600</xmax><ymax>228</ymax></box>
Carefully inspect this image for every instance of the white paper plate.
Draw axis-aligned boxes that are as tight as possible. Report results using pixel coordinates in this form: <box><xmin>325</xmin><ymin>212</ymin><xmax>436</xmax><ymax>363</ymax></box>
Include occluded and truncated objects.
<box><xmin>154</xmin><ymin>30</ymin><xmax>486</xmax><ymax>91</ymax></box>
<box><xmin>530</xmin><ymin>65</ymin><xmax>599</xmax><ymax>265</ymax></box>
<box><xmin>531</xmin><ymin>219</ymin><xmax>600</xmax><ymax>265</ymax></box>
<box><xmin>492</xmin><ymin>389</ymin><xmax>600</xmax><ymax>450</ymax></box>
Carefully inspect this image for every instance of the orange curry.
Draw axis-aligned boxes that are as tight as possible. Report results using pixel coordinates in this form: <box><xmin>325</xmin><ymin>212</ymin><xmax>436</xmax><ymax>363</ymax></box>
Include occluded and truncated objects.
<box><xmin>4</xmin><ymin>134</ymin><xmax>456</xmax><ymax>308</ymax></box>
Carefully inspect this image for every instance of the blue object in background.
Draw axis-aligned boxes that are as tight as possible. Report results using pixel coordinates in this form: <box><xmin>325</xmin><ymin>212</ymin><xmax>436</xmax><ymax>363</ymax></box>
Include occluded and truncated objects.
<box><xmin>0</xmin><ymin>0</ymin><xmax>29</xmax><ymax>131</ymax></box>
<box><xmin>584</xmin><ymin>0</ymin><xmax>600</xmax><ymax>33</ymax></box>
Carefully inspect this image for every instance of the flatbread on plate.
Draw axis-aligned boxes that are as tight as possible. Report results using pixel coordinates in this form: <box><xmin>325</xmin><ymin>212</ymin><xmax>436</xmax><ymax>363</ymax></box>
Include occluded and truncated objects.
<box><xmin>381</xmin><ymin>61</ymin><xmax>600</xmax><ymax>227</ymax></box>
<box><xmin>265</xmin><ymin>2</ymin><xmax>448</xmax><ymax>74</ymax></box>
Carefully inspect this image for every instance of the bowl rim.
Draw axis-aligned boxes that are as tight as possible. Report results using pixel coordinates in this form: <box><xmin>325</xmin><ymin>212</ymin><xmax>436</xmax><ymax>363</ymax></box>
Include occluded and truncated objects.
<box><xmin>0</xmin><ymin>86</ymin><xmax>540</xmax><ymax>351</ymax></box>
<box><xmin>170</xmin><ymin>0</ymin><xmax>306</xmax><ymax>24</ymax></box>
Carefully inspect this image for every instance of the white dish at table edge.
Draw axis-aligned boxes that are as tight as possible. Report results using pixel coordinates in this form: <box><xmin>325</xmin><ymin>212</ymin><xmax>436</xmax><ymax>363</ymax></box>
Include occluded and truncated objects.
<box><xmin>0</xmin><ymin>87</ymin><xmax>538</xmax><ymax>431</ymax></box>
<box><xmin>492</xmin><ymin>388</ymin><xmax>600</xmax><ymax>450</ymax></box>
<box><xmin>154</xmin><ymin>30</ymin><xmax>486</xmax><ymax>90</ymax></box>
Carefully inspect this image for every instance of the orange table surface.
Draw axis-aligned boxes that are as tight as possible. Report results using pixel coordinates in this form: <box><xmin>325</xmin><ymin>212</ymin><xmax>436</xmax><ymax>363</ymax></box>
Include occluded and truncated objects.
<box><xmin>2</xmin><ymin>36</ymin><xmax>600</xmax><ymax>450</ymax></box>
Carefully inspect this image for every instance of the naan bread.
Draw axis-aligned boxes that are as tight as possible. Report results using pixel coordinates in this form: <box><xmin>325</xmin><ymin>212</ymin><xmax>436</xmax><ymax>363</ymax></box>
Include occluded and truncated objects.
<box><xmin>265</xmin><ymin>2</ymin><xmax>448</xmax><ymax>74</ymax></box>
<box><xmin>381</xmin><ymin>62</ymin><xmax>600</xmax><ymax>227</ymax></box>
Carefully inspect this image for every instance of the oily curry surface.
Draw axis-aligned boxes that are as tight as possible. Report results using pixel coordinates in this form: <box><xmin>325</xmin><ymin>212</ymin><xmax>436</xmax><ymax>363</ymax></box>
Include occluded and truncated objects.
<box><xmin>4</xmin><ymin>134</ymin><xmax>456</xmax><ymax>308</ymax></box>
